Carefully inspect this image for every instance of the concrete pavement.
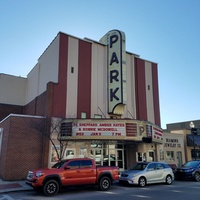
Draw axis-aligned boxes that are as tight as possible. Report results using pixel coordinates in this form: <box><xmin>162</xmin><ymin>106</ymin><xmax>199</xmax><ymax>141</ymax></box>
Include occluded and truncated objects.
<box><xmin>0</xmin><ymin>178</ymin><xmax>33</xmax><ymax>193</ymax></box>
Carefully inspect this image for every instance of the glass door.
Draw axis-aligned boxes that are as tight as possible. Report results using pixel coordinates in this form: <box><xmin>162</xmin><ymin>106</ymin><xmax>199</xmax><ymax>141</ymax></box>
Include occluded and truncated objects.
<box><xmin>90</xmin><ymin>148</ymin><xmax>103</xmax><ymax>166</ymax></box>
<box><xmin>148</xmin><ymin>151</ymin><xmax>154</xmax><ymax>161</ymax></box>
<box><xmin>117</xmin><ymin>149</ymin><xmax>124</xmax><ymax>170</ymax></box>
<box><xmin>90</xmin><ymin>142</ymin><xmax>125</xmax><ymax>171</ymax></box>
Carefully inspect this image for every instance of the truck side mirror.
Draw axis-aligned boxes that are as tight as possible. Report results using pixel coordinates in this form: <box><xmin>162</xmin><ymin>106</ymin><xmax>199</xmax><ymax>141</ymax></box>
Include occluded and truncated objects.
<box><xmin>64</xmin><ymin>165</ymin><xmax>71</xmax><ymax>170</ymax></box>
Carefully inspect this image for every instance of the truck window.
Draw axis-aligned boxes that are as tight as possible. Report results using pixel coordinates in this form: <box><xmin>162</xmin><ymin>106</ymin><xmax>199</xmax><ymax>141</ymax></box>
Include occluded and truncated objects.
<box><xmin>52</xmin><ymin>160</ymin><xmax>68</xmax><ymax>169</ymax></box>
<box><xmin>68</xmin><ymin>161</ymin><xmax>80</xmax><ymax>169</ymax></box>
<box><xmin>81</xmin><ymin>160</ymin><xmax>93</xmax><ymax>168</ymax></box>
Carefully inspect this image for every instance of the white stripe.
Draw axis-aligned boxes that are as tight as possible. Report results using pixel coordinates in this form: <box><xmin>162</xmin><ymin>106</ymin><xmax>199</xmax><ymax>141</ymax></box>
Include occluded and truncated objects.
<box><xmin>145</xmin><ymin>61</ymin><xmax>155</xmax><ymax>123</ymax></box>
<box><xmin>66</xmin><ymin>37</ymin><xmax>79</xmax><ymax>117</ymax></box>
<box><xmin>90</xmin><ymin>43</ymin><xmax>107</xmax><ymax>117</ymax></box>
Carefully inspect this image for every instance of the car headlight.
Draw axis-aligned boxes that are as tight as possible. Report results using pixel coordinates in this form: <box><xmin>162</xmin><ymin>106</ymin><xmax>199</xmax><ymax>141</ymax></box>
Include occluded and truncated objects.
<box><xmin>129</xmin><ymin>174</ymin><xmax>138</xmax><ymax>178</ymax></box>
<box><xmin>35</xmin><ymin>172</ymin><xmax>45</xmax><ymax>177</ymax></box>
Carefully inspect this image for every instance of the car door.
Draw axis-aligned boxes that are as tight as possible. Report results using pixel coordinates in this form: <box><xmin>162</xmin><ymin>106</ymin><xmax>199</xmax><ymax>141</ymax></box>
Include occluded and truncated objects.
<box><xmin>79</xmin><ymin>160</ymin><xmax>96</xmax><ymax>184</ymax></box>
<box><xmin>155</xmin><ymin>163</ymin><xmax>165</xmax><ymax>182</ymax></box>
<box><xmin>63</xmin><ymin>160</ymin><xmax>81</xmax><ymax>185</ymax></box>
<box><xmin>145</xmin><ymin>163</ymin><xmax>157</xmax><ymax>183</ymax></box>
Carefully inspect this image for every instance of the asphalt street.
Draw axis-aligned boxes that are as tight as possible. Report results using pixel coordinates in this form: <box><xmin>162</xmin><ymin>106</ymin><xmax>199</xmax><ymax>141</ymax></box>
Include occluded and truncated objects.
<box><xmin>0</xmin><ymin>180</ymin><xmax>200</xmax><ymax>200</ymax></box>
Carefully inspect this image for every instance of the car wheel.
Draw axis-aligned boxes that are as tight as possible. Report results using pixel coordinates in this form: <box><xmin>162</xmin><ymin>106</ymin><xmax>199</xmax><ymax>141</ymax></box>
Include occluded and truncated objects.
<box><xmin>138</xmin><ymin>177</ymin><xmax>146</xmax><ymax>187</ymax></box>
<box><xmin>166</xmin><ymin>175</ymin><xmax>172</xmax><ymax>185</ymax></box>
<box><xmin>43</xmin><ymin>179</ymin><xmax>59</xmax><ymax>196</ymax></box>
<box><xmin>194</xmin><ymin>172</ymin><xmax>200</xmax><ymax>182</ymax></box>
<box><xmin>98</xmin><ymin>176</ymin><xmax>111</xmax><ymax>191</ymax></box>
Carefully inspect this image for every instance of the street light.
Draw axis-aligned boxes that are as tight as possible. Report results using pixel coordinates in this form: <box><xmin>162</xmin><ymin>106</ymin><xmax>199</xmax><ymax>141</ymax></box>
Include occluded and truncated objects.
<box><xmin>189</xmin><ymin>122</ymin><xmax>196</xmax><ymax>160</ymax></box>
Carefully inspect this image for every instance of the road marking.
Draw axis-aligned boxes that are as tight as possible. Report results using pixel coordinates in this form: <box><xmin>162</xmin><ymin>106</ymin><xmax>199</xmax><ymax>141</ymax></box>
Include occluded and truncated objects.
<box><xmin>0</xmin><ymin>195</ymin><xmax>15</xmax><ymax>200</ymax></box>
<box><xmin>171</xmin><ymin>190</ymin><xmax>182</xmax><ymax>193</ymax></box>
<box><xmin>104</xmin><ymin>191</ymin><xmax>117</xmax><ymax>194</ymax></box>
<box><xmin>134</xmin><ymin>195</ymin><xmax>151</xmax><ymax>198</ymax></box>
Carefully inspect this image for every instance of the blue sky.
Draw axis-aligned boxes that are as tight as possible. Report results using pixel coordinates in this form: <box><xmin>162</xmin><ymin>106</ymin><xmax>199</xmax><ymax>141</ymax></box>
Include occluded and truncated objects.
<box><xmin>0</xmin><ymin>0</ymin><xmax>200</xmax><ymax>129</ymax></box>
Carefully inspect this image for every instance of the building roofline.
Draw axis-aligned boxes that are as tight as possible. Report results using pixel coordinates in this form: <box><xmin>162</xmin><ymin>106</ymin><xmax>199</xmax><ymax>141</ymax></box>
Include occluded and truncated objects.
<box><xmin>0</xmin><ymin>73</ymin><xmax>27</xmax><ymax>79</ymax></box>
<box><xmin>0</xmin><ymin>114</ymin><xmax>45</xmax><ymax>124</ymax></box>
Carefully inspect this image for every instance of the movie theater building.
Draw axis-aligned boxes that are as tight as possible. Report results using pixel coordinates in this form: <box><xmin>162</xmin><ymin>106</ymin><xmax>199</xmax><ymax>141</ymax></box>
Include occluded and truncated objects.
<box><xmin>0</xmin><ymin>30</ymin><xmax>163</xmax><ymax>179</ymax></box>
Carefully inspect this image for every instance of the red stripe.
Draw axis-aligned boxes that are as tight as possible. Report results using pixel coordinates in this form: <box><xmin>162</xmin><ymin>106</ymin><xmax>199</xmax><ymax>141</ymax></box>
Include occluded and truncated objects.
<box><xmin>152</xmin><ymin>63</ymin><xmax>161</xmax><ymax>126</ymax></box>
<box><xmin>52</xmin><ymin>33</ymin><xmax>68</xmax><ymax>117</ymax></box>
<box><xmin>135</xmin><ymin>58</ymin><xmax>147</xmax><ymax>121</ymax></box>
<box><xmin>153</xmin><ymin>127</ymin><xmax>162</xmax><ymax>132</ymax></box>
<box><xmin>154</xmin><ymin>132</ymin><xmax>162</xmax><ymax>136</ymax></box>
<box><xmin>77</xmin><ymin>40</ymin><xmax>92</xmax><ymax>118</ymax></box>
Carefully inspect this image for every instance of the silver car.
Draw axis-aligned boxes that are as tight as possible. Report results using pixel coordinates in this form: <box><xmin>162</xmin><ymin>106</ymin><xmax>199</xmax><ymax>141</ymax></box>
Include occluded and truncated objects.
<box><xmin>119</xmin><ymin>162</ymin><xmax>174</xmax><ymax>187</ymax></box>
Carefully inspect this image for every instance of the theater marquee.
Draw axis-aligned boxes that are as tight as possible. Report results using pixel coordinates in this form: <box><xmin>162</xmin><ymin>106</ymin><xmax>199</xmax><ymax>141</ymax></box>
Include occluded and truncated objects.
<box><xmin>72</xmin><ymin>121</ymin><xmax>126</xmax><ymax>137</ymax></box>
<box><xmin>58</xmin><ymin>119</ymin><xmax>163</xmax><ymax>144</ymax></box>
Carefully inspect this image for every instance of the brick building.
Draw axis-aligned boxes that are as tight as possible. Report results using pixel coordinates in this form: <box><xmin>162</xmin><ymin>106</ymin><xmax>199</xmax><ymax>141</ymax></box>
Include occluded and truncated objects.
<box><xmin>0</xmin><ymin>115</ymin><xmax>49</xmax><ymax>180</ymax></box>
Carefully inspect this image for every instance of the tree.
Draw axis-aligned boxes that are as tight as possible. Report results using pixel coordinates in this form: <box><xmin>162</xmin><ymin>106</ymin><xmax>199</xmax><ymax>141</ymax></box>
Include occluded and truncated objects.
<box><xmin>30</xmin><ymin>117</ymin><xmax>73</xmax><ymax>162</ymax></box>
<box><xmin>50</xmin><ymin>117</ymin><xmax>72</xmax><ymax>161</ymax></box>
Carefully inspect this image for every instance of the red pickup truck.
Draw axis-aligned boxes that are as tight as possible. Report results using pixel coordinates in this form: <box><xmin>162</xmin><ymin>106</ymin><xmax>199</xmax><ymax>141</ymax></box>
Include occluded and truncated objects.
<box><xmin>26</xmin><ymin>158</ymin><xmax>119</xmax><ymax>196</ymax></box>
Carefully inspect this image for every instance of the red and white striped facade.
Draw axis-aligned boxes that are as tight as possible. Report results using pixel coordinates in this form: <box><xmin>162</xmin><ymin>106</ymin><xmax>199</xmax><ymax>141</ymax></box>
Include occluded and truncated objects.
<box><xmin>26</xmin><ymin>31</ymin><xmax>161</xmax><ymax>127</ymax></box>
<box><xmin>0</xmin><ymin>30</ymin><xmax>163</xmax><ymax>178</ymax></box>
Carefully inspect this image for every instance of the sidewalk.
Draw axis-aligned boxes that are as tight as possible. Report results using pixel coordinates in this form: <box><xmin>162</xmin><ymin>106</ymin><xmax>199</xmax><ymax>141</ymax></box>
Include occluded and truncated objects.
<box><xmin>0</xmin><ymin>178</ymin><xmax>33</xmax><ymax>193</ymax></box>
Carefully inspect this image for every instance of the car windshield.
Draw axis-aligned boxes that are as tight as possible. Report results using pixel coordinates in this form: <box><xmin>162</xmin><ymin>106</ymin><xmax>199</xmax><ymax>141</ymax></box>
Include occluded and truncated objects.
<box><xmin>183</xmin><ymin>161</ymin><xmax>199</xmax><ymax>168</ymax></box>
<box><xmin>52</xmin><ymin>160</ymin><xmax>68</xmax><ymax>169</ymax></box>
<box><xmin>130</xmin><ymin>163</ymin><xmax>148</xmax><ymax>170</ymax></box>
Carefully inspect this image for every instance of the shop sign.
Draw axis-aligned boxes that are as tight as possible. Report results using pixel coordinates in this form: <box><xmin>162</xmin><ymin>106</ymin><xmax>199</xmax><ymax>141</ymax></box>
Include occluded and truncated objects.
<box><xmin>164</xmin><ymin>138</ymin><xmax>181</xmax><ymax>148</ymax></box>
<box><xmin>72</xmin><ymin>122</ymin><xmax>126</xmax><ymax>137</ymax></box>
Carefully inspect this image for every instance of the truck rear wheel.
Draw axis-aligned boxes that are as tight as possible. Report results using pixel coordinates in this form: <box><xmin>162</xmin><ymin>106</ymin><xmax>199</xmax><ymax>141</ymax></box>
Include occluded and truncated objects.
<box><xmin>98</xmin><ymin>176</ymin><xmax>111</xmax><ymax>191</ymax></box>
<box><xmin>43</xmin><ymin>179</ymin><xmax>59</xmax><ymax>196</ymax></box>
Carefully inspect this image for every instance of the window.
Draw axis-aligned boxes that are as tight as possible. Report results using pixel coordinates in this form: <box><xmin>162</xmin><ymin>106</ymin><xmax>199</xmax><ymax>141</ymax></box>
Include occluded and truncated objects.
<box><xmin>147</xmin><ymin>163</ymin><xmax>156</xmax><ymax>170</ymax></box>
<box><xmin>81</xmin><ymin>160</ymin><xmax>92</xmax><ymax>168</ymax></box>
<box><xmin>71</xmin><ymin>67</ymin><xmax>74</xmax><ymax>73</ymax></box>
<box><xmin>130</xmin><ymin>163</ymin><xmax>147</xmax><ymax>170</ymax></box>
<box><xmin>52</xmin><ymin>160</ymin><xmax>67</xmax><ymax>169</ymax></box>
<box><xmin>136</xmin><ymin>152</ymin><xmax>146</xmax><ymax>162</ymax></box>
<box><xmin>81</xmin><ymin>112</ymin><xmax>86</xmax><ymax>118</ymax></box>
<box><xmin>148</xmin><ymin>151</ymin><xmax>154</xmax><ymax>161</ymax></box>
<box><xmin>191</xmin><ymin>149</ymin><xmax>200</xmax><ymax>160</ymax></box>
<box><xmin>80</xmin><ymin>147</ymin><xmax>87</xmax><ymax>157</ymax></box>
<box><xmin>68</xmin><ymin>161</ymin><xmax>80</xmax><ymax>169</ymax></box>
<box><xmin>65</xmin><ymin>149</ymin><xmax>75</xmax><ymax>159</ymax></box>
<box><xmin>137</xmin><ymin>152</ymin><xmax>143</xmax><ymax>161</ymax></box>
<box><xmin>94</xmin><ymin>114</ymin><xmax>102</xmax><ymax>118</ymax></box>
<box><xmin>156</xmin><ymin>163</ymin><xmax>164</xmax><ymax>169</ymax></box>
<box><xmin>51</xmin><ymin>145</ymin><xmax>60</xmax><ymax>162</ymax></box>
<box><xmin>166</xmin><ymin>151</ymin><xmax>174</xmax><ymax>161</ymax></box>
<box><xmin>159</xmin><ymin>150</ymin><xmax>164</xmax><ymax>161</ymax></box>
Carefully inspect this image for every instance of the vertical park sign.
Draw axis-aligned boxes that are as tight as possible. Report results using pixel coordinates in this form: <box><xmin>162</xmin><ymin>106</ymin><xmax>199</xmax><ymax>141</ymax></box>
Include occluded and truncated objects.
<box><xmin>100</xmin><ymin>30</ymin><xmax>126</xmax><ymax>115</ymax></box>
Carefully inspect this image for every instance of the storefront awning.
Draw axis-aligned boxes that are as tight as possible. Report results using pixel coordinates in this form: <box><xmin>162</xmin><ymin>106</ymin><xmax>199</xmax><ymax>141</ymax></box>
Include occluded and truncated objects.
<box><xmin>187</xmin><ymin>134</ymin><xmax>200</xmax><ymax>146</ymax></box>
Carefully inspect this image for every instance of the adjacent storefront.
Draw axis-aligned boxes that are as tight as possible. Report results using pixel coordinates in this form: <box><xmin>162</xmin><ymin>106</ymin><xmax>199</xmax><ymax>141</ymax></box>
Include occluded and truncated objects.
<box><xmin>158</xmin><ymin>132</ymin><xmax>185</xmax><ymax>167</ymax></box>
